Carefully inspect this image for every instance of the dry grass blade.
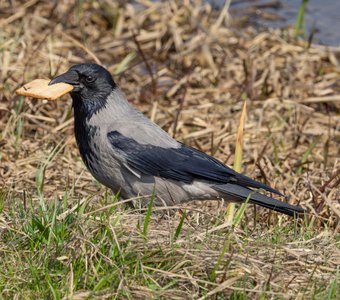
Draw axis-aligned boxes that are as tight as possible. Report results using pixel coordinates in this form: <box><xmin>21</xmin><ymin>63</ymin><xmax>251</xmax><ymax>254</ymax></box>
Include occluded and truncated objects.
<box><xmin>225</xmin><ymin>100</ymin><xmax>247</xmax><ymax>225</ymax></box>
<box><xmin>197</xmin><ymin>276</ymin><xmax>241</xmax><ymax>300</ymax></box>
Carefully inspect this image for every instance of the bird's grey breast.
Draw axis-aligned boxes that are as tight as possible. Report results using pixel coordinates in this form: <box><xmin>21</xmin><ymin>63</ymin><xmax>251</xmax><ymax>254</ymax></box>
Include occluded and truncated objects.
<box><xmin>77</xmin><ymin>95</ymin><xmax>129</xmax><ymax>192</ymax></box>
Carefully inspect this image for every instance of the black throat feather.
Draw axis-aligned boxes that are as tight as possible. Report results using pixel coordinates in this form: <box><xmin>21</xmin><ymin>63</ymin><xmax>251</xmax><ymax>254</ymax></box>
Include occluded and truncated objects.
<box><xmin>71</xmin><ymin>86</ymin><xmax>114</xmax><ymax>170</ymax></box>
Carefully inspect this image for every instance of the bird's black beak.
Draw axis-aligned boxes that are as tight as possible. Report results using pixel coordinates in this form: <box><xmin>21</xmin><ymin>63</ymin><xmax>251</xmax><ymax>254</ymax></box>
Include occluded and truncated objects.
<box><xmin>49</xmin><ymin>70</ymin><xmax>82</xmax><ymax>91</ymax></box>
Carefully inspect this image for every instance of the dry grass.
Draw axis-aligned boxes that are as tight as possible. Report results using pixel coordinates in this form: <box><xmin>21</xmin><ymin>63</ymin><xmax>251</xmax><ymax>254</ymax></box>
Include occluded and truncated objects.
<box><xmin>0</xmin><ymin>1</ymin><xmax>339</xmax><ymax>299</ymax></box>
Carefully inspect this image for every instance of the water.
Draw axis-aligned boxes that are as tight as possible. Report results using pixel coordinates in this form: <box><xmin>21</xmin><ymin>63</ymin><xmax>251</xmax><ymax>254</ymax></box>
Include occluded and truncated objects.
<box><xmin>211</xmin><ymin>0</ymin><xmax>340</xmax><ymax>46</ymax></box>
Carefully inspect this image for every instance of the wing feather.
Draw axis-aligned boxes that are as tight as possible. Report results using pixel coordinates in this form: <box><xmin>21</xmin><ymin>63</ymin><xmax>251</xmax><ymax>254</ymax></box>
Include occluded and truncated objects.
<box><xmin>107</xmin><ymin>131</ymin><xmax>281</xmax><ymax>195</ymax></box>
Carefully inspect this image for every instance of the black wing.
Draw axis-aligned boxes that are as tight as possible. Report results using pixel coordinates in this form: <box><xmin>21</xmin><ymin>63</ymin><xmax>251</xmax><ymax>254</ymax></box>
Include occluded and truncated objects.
<box><xmin>108</xmin><ymin>131</ymin><xmax>281</xmax><ymax>195</ymax></box>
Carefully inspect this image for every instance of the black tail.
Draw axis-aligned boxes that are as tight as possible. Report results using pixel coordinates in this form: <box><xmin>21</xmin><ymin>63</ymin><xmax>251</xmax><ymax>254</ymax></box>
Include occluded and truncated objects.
<box><xmin>213</xmin><ymin>183</ymin><xmax>304</xmax><ymax>217</ymax></box>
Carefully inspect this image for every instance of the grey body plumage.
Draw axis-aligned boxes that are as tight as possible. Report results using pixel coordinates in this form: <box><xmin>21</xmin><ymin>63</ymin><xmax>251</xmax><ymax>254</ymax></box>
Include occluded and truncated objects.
<box><xmin>49</xmin><ymin>63</ymin><xmax>304</xmax><ymax>216</ymax></box>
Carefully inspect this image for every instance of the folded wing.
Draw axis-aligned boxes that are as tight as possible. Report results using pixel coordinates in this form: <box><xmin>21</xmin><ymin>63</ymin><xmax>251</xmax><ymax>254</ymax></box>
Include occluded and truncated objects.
<box><xmin>107</xmin><ymin>131</ymin><xmax>282</xmax><ymax>195</ymax></box>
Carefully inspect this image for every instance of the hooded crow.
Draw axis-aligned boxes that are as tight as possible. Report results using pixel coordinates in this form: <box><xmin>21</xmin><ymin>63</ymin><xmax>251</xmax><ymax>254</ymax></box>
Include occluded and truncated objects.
<box><xmin>49</xmin><ymin>63</ymin><xmax>304</xmax><ymax>216</ymax></box>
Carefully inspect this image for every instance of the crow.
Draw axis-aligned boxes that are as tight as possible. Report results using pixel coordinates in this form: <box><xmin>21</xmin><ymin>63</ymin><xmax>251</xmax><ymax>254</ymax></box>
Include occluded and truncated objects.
<box><xmin>49</xmin><ymin>63</ymin><xmax>304</xmax><ymax>216</ymax></box>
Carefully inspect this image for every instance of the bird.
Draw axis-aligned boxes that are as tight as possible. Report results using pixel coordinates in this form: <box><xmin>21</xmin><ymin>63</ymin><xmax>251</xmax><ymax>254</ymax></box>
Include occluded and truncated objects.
<box><xmin>49</xmin><ymin>63</ymin><xmax>304</xmax><ymax>216</ymax></box>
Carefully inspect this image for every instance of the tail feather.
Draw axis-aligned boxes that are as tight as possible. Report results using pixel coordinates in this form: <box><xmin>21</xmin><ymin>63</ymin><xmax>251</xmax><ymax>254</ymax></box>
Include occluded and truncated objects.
<box><xmin>233</xmin><ymin>173</ymin><xmax>284</xmax><ymax>196</ymax></box>
<box><xmin>213</xmin><ymin>183</ymin><xmax>304</xmax><ymax>217</ymax></box>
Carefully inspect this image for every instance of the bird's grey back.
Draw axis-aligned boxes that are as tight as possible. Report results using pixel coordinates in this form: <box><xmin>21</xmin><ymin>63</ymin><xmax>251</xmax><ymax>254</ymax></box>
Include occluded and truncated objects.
<box><xmin>88</xmin><ymin>88</ymin><xmax>180</xmax><ymax>149</ymax></box>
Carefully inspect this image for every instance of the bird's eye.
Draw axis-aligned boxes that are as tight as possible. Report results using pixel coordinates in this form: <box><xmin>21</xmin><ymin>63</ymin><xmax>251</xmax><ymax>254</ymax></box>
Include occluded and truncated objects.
<box><xmin>85</xmin><ymin>75</ymin><xmax>95</xmax><ymax>83</ymax></box>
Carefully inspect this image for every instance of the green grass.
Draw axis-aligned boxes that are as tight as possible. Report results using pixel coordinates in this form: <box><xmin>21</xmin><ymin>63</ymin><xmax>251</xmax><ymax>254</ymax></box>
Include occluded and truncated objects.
<box><xmin>295</xmin><ymin>0</ymin><xmax>309</xmax><ymax>38</ymax></box>
<box><xmin>1</xmin><ymin>189</ymin><xmax>339</xmax><ymax>299</ymax></box>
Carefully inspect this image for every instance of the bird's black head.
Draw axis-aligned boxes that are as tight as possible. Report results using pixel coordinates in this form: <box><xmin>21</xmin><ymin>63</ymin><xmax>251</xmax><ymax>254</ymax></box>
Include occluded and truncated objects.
<box><xmin>49</xmin><ymin>63</ymin><xmax>116</xmax><ymax>117</ymax></box>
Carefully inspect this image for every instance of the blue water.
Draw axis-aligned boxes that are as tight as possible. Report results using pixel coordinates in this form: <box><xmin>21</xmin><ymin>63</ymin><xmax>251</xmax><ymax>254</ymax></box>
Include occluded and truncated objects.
<box><xmin>212</xmin><ymin>0</ymin><xmax>340</xmax><ymax>46</ymax></box>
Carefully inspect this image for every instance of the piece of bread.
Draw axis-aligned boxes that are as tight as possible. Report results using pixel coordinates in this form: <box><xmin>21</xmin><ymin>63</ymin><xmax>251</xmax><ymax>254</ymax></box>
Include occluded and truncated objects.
<box><xmin>16</xmin><ymin>79</ymin><xmax>73</xmax><ymax>100</ymax></box>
